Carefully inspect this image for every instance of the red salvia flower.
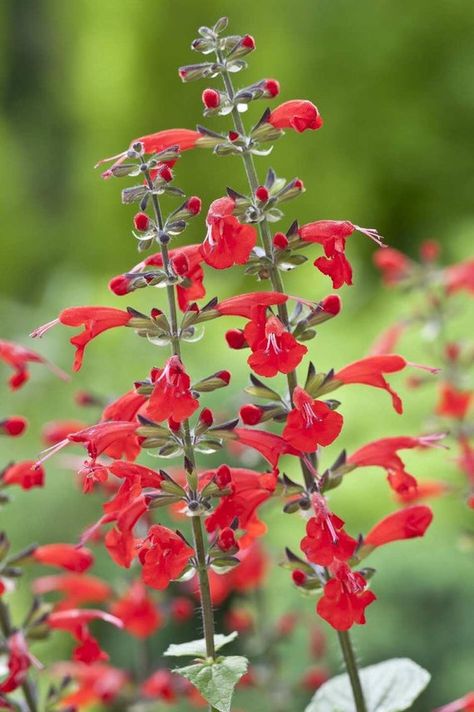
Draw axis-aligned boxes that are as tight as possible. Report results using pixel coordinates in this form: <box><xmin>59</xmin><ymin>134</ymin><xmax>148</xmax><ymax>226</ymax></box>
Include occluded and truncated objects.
<box><xmin>48</xmin><ymin>609</ymin><xmax>123</xmax><ymax>664</ymax></box>
<box><xmin>0</xmin><ymin>338</ymin><xmax>67</xmax><ymax>389</ymax></box>
<box><xmin>0</xmin><ymin>416</ymin><xmax>27</xmax><ymax>437</ymax></box>
<box><xmin>369</xmin><ymin>322</ymin><xmax>407</xmax><ymax>356</ymax></box>
<box><xmin>110</xmin><ymin>244</ymin><xmax>206</xmax><ymax>311</ymax></box>
<box><xmin>282</xmin><ymin>387</ymin><xmax>343</xmax><ymax>452</ymax></box>
<box><xmin>373</xmin><ymin>247</ymin><xmax>413</xmax><ymax>285</ymax></box>
<box><xmin>201</xmin><ymin>197</ymin><xmax>257</xmax><ymax>269</ymax></box>
<box><xmin>33</xmin><ymin>573</ymin><xmax>111</xmax><ymax>610</ymax></box>
<box><xmin>142</xmin><ymin>669</ymin><xmax>177</xmax><ymax>702</ymax></box>
<box><xmin>436</xmin><ymin>383</ymin><xmax>472</xmax><ymax>420</ymax></box>
<box><xmin>217</xmin><ymin>291</ymin><xmax>288</xmax><ymax>318</ymax></box>
<box><xmin>247</xmin><ymin>315</ymin><xmax>307</xmax><ymax>377</ymax></box>
<box><xmin>300</xmin><ymin>494</ymin><xmax>357</xmax><ymax>566</ymax></box>
<box><xmin>52</xmin><ymin>662</ymin><xmax>127</xmax><ymax>709</ymax></box>
<box><xmin>0</xmin><ymin>632</ymin><xmax>32</xmax><ymax>694</ymax></box>
<box><xmin>268</xmin><ymin>100</ymin><xmax>323</xmax><ymax>132</ymax></box>
<box><xmin>146</xmin><ymin>355</ymin><xmax>199</xmax><ymax>423</ymax></box>
<box><xmin>97</xmin><ymin>128</ymin><xmax>202</xmax><ymax>178</ymax></box>
<box><xmin>334</xmin><ymin>354</ymin><xmax>407</xmax><ymax>414</ymax></box>
<box><xmin>316</xmin><ymin>562</ymin><xmax>376</xmax><ymax>631</ymax></box>
<box><xmin>33</xmin><ymin>544</ymin><xmax>94</xmax><ymax>573</ymax></box>
<box><xmin>110</xmin><ymin>581</ymin><xmax>163</xmax><ymax>638</ymax></box>
<box><xmin>364</xmin><ymin>505</ymin><xmax>433</xmax><ymax>547</ymax></box>
<box><xmin>102</xmin><ymin>390</ymin><xmax>147</xmax><ymax>422</ymax></box>
<box><xmin>138</xmin><ymin>525</ymin><xmax>194</xmax><ymax>590</ymax></box>
<box><xmin>395</xmin><ymin>479</ymin><xmax>450</xmax><ymax>504</ymax></box>
<box><xmin>443</xmin><ymin>259</ymin><xmax>474</xmax><ymax>295</ymax></box>
<box><xmin>234</xmin><ymin>427</ymin><xmax>300</xmax><ymax>467</ymax></box>
<box><xmin>1</xmin><ymin>460</ymin><xmax>45</xmax><ymax>489</ymax></box>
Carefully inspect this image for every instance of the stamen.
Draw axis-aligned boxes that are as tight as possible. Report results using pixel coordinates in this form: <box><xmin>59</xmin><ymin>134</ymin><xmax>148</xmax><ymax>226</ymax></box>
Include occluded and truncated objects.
<box><xmin>265</xmin><ymin>333</ymin><xmax>281</xmax><ymax>354</ymax></box>
<box><xmin>354</xmin><ymin>225</ymin><xmax>385</xmax><ymax>247</ymax></box>
<box><xmin>35</xmin><ymin>438</ymin><xmax>69</xmax><ymax>467</ymax></box>
<box><xmin>30</xmin><ymin>318</ymin><xmax>60</xmax><ymax>339</ymax></box>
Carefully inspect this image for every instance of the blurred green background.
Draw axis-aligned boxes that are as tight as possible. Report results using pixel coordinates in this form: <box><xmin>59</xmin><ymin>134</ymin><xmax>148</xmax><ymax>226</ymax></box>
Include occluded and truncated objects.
<box><xmin>1</xmin><ymin>0</ymin><xmax>473</xmax><ymax>710</ymax></box>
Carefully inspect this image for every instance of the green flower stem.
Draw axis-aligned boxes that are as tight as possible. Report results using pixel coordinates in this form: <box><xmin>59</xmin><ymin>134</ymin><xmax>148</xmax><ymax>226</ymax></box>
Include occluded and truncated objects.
<box><xmin>144</xmin><ymin>171</ymin><xmax>217</xmax><ymax>712</ymax></box>
<box><xmin>0</xmin><ymin>599</ymin><xmax>39</xmax><ymax>712</ymax></box>
<box><xmin>218</xmin><ymin>61</ymin><xmax>368</xmax><ymax>712</ymax></box>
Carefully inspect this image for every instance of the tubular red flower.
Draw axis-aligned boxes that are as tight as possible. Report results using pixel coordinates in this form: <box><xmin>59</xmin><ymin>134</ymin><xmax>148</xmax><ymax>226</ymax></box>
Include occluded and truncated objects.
<box><xmin>436</xmin><ymin>383</ymin><xmax>472</xmax><ymax>420</ymax></box>
<box><xmin>146</xmin><ymin>355</ymin><xmax>199</xmax><ymax>423</ymax></box>
<box><xmin>48</xmin><ymin>608</ymin><xmax>123</xmax><ymax>664</ymax></box>
<box><xmin>282</xmin><ymin>387</ymin><xmax>343</xmax><ymax>452</ymax></box>
<box><xmin>0</xmin><ymin>416</ymin><xmax>27</xmax><ymax>437</ymax></box>
<box><xmin>235</xmin><ymin>428</ymin><xmax>300</xmax><ymax>467</ymax></box>
<box><xmin>32</xmin><ymin>574</ymin><xmax>111</xmax><ymax>610</ymax></box>
<box><xmin>201</xmin><ymin>197</ymin><xmax>257</xmax><ymax>269</ymax></box>
<box><xmin>268</xmin><ymin>100</ymin><xmax>323</xmax><ymax>132</ymax></box>
<box><xmin>138</xmin><ymin>525</ymin><xmax>194</xmax><ymax>590</ymax></box>
<box><xmin>247</xmin><ymin>315</ymin><xmax>307</xmax><ymax>377</ymax></box>
<box><xmin>51</xmin><ymin>662</ymin><xmax>127</xmax><ymax>708</ymax></box>
<box><xmin>316</xmin><ymin>563</ymin><xmax>376</xmax><ymax>631</ymax></box>
<box><xmin>0</xmin><ymin>338</ymin><xmax>67</xmax><ymax>389</ymax></box>
<box><xmin>110</xmin><ymin>581</ymin><xmax>162</xmax><ymax>638</ymax></box>
<box><xmin>364</xmin><ymin>505</ymin><xmax>433</xmax><ymax>547</ymax></box>
<box><xmin>217</xmin><ymin>291</ymin><xmax>288</xmax><ymax>318</ymax></box>
<box><xmin>301</xmin><ymin>495</ymin><xmax>357</xmax><ymax>566</ymax></box>
<box><xmin>33</xmin><ymin>544</ymin><xmax>94</xmax><ymax>572</ymax></box>
<box><xmin>1</xmin><ymin>460</ymin><xmax>44</xmax><ymax>489</ymax></box>
<box><xmin>443</xmin><ymin>259</ymin><xmax>474</xmax><ymax>295</ymax></box>
<box><xmin>334</xmin><ymin>354</ymin><xmax>407</xmax><ymax>414</ymax></box>
<box><xmin>101</xmin><ymin>390</ymin><xmax>147</xmax><ymax>423</ymax></box>
<box><xmin>373</xmin><ymin>247</ymin><xmax>412</xmax><ymax>286</ymax></box>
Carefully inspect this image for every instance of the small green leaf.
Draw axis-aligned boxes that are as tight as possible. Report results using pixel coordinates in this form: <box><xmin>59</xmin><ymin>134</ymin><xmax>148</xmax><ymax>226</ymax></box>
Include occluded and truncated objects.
<box><xmin>305</xmin><ymin>657</ymin><xmax>430</xmax><ymax>712</ymax></box>
<box><xmin>176</xmin><ymin>655</ymin><xmax>248</xmax><ymax>712</ymax></box>
<box><xmin>164</xmin><ymin>631</ymin><xmax>238</xmax><ymax>658</ymax></box>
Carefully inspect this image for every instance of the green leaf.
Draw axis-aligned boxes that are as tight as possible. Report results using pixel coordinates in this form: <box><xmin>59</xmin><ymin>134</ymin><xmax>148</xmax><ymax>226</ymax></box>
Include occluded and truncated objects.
<box><xmin>305</xmin><ymin>658</ymin><xmax>430</xmax><ymax>712</ymax></box>
<box><xmin>175</xmin><ymin>655</ymin><xmax>248</xmax><ymax>712</ymax></box>
<box><xmin>164</xmin><ymin>631</ymin><xmax>238</xmax><ymax>658</ymax></box>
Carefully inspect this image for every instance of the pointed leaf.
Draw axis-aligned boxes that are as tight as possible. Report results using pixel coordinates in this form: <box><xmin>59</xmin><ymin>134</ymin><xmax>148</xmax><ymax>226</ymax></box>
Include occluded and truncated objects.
<box><xmin>175</xmin><ymin>656</ymin><xmax>248</xmax><ymax>712</ymax></box>
<box><xmin>164</xmin><ymin>631</ymin><xmax>238</xmax><ymax>658</ymax></box>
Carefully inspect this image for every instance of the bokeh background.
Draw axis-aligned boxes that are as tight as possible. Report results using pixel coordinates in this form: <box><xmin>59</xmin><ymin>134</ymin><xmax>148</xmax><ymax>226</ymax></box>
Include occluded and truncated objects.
<box><xmin>1</xmin><ymin>0</ymin><xmax>473</xmax><ymax>709</ymax></box>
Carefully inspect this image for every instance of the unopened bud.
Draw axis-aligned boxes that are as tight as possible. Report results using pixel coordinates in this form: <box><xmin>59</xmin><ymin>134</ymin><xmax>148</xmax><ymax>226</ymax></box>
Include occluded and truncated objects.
<box><xmin>1</xmin><ymin>417</ymin><xmax>27</xmax><ymax>437</ymax></box>
<box><xmin>216</xmin><ymin>370</ymin><xmax>231</xmax><ymax>385</ymax></box>
<box><xmin>294</xmin><ymin>178</ymin><xmax>304</xmax><ymax>190</ymax></box>
<box><xmin>202</xmin><ymin>88</ymin><xmax>221</xmax><ymax>109</ymax></box>
<box><xmin>158</xmin><ymin>165</ymin><xmax>173</xmax><ymax>183</ymax></box>
<box><xmin>186</xmin><ymin>196</ymin><xmax>202</xmax><ymax>215</ymax></box>
<box><xmin>134</xmin><ymin>212</ymin><xmax>150</xmax><ymax>232</ymax></box>
<box><xmin>170</xmin><ymin>597</ymin><xmax>194</xmax><ymax>622</ymax></box>
<box><xmin>255</xmin><ymin>185</ymin><xmax>269</xmax><ymax>202</ymax></box>
<box><xmin>225</xmin><ymin>329</ymin><xmax>247</xmax><ymax>349</ymax></box>
<box><xmin>215</xmin><ymin>464</ymin><xmax>232</xmax><ymax>488</ymax></box>
<box><xmin>273</xmin><ymin>232</ymin><xmax>289</xmax><ymax>250</ymax></box>
<box><xmin>321</xmin><ymin>294</ymin><xmax>342</xmax><ymax>315</ymax></box>
<box><xmin>241</xmin><ymin>34</ymin><xmax>255</xmax><ymax>50</ymax></box>
<box><xmin>218</xmin><ymin>527</ymin><xmax>238</xmax><ymax>552</ymax></box>
<box><xmin>228</xmin><ymin>130</ymin><xmax>240</xmax><ymax>142</ymax></box>
<box><xmin>199</xmin><ymin>408</ymin><xmax>214</xmax><ymax>427</ymax></box>
<box><xmin>239</xmin><ymin>404</ymin><xmax>263</xmax><ymax>425</ymax></box>
<box><xmin>109</xmin><ymin>275</ymin><xmax>132</xmax><ymax>296</ymax></box>
<box><xmin>264</xmin><ymin>79</ymin><xmax>280</xmax><ymax>97</ymax></box>
<box><xmin>292</xmin><ymin>569</ymin><xmax>307</xmax><ymax>586</ymax></box>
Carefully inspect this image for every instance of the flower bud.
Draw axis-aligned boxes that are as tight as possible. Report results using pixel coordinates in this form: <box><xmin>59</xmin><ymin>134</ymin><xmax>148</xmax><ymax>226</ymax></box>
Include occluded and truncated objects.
<box><xmin>264</xmin><ymin>79</ymin><xmax>280</xmax><ymax>97</ymax></box>
<box><xmin>1</xmin><ymin>417</ymin><xmax>27</xmax><ymax>437</ymax></box>
<box><xmin>109</xmin><ymin>274</ymin><xmax>132</xmax><ymax>296</ymax></box>
<box><xmin>321</xmin><ymin>294</ymin><xmax>342</xmax><ymax>315</ymax></box>
<box><xmin>215</xmin><ymin>464</ymin><xmax>232</xmax><ymax>488</ymax></box>
<box><xmin>273</xmin><ymin>232</ymin><xmax>289</xmax><ymax>250</ymax></box>
<box><xmin>255</xmin><ymin>185</ymin><xmax>270</xmax><ymax>202</ymax></box>
<box><xmin>170</xmin><ymin>597</ymin><xmax>194</xmax><ymax>622</ymax></box>
<box><xmin>158</xmin><ymin>165</ymin><xmax>173</xmax><ymax>183</ymax></box>
<box><xmin>202</xmin><ymin>88</ymin><xmax>221</xmax><ymax>109</ymax></box>
<box><xmin>216</xmin><ymin>370</ymin><xmax>231</xmax><ymax>385</ymax></box>
<box><xmin>420</xmin><ymin>239</ymin><xmax>440</xmax><ymax>263</ymax></box>
<box><xmin>185</xmin><ymin>196</ymin><xmax>202</xmax><ymax>215</ymax></box>
<box><xmin>168</xmin><ymin>417</ymin><xmax>181</xmax><ymax>433</ymax></box>
<box><xmin>294</xmin><ymin>178</ymin><xmax>304</xmax><ymax>191</ymax></box>
<box><xmin>292</xmin><ymin>569</ymin><xmax>307</xmax><ymax>586</ymax></box>
<box><xmin>199</xmin><ymin>408</ymin><xmax>214</xmax><ymax>427</ymax></box>
<box><xmin>445</xmin><ymin>342</ymin><xmax>460</xmax><ymax>362</ymax></box>
<box><xmin>134</xmin><ymin>212</ymin><xmax>150</xmax><ymax>232</ymax></box>
<box><xmin>225</xmin><ymin>329</ymin><xmax>247</xmax><ymax>349</ymax></box>
<box><xmin>228</xmin><ymin>130</ymin><xmax>240</xmax><ymax>142</ymax></box>
<box><xmin>218</xmin><ymin>527</ymin><xmax>239</xmax><ymax>552</ymax></box>
<box><xmin>241</xmin><ymin>34</ymin><xmax>255</xmax><ymax>50</ymax></box>
<box><xmin>239</xmin><ymin>404</ymin><xmax>263</xmax><ymax>425</ymax></box>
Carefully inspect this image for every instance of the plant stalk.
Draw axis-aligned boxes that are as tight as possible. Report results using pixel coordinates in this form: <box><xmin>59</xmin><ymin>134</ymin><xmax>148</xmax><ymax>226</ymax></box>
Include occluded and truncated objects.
<box><xmin>145</xmin><ymin>172</ymin><xmax>217</xmax><ymax>711</ymax></box>
<box><xmin>219</xmin><ymin>60</ymin><xmax>368</xmax><ymax>712</ymax></box>
<box><xmin>0</xmin><ymin>598</ymin><xmax>39</xmax><ymax>712</ymax></box>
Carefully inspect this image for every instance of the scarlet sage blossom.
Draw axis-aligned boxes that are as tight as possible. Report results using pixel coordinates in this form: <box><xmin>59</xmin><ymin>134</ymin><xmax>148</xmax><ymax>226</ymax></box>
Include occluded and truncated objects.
<box><xmin>216</xmin><ymin>291</ymin><xmax>288</xmax><ymax>318</ymax></box>
<box><xmin>0</xmin><ymin>416</ymin><xmax>27</xmax><ymax>437</ymax></box>
<box><xmin>51</xmin><ymin>662</ymin><xmax>127</xmax><ymax>709</ymax></box>
<box><xmin>247</xmin><ymin>315</ymin><xmax>307</xmax><ymax>377</ymax></box>
<box><xmin>146</xmin><ymin>356</ymin><xmax>199</xmax><ymax>423</ymax></box>
<box><xmin>364</xmin><ymin>505</ymin><xmax>433</xmax><ymax>547</ymax></box>
<box><xmin>97</xmin><ymin>128</ymin><xmax>202</xmax><ymax>178</ymax></box>
<box><xmin>101</xmin><ymin>390</ymin><xmax>147</xmax><ymax>422</ymax></box>
<box><xmin>334</xmin><ymin>354</ymin><xmax>407</xmax><ymax>414</ymax></box>
<box><xmin>443</xmin><ymin>259</ymin><xmax>474</xmax><ymax>295</ymax></box>
<box><xmin>203</xmin><ymin>467</ymin><xmax>278</xmax><ymax>546</ymax></box>
<box><xmin>317</xmin><ymin>563</ymin><xmax>376</xmax><ymax>631</ymax></box>
<box><xmin>32</xmin><ymin>306</ymin><xmax>132</xmax><ymax>372</ymax></box>
<box><xmin>436</xmin><ymin>383</ymin><xmax>472</xmax><ymax>419</ymax></box>
<box><xmin>33</xmin><ymin>574</ymin><xmax>111</xmax><ymax>610</ymax></box>
<box><xmin>1</xmin><ymin>460</ymin><xmax>45</xmax><ymax>489</ymax></box>
<box><xmin>138</xmin><ymin>525</ymin><xmax>194</xmax><ymax>590</ymax></box>
<box><xmin>0</xmin><ymin>632</ymin><xmax>32</xmax><ymax>694</ymax></box>
<box><xmin>268</xmin><ymin>100</ymin><xmax>323</xmax><ymax>132</ymax></box>
<box><xmin>0</xmin><ymin>338</ymin><xmax>67</xmax><ymax>389</ymax></box>
<box><xmin>300</xmin><ymin>495</ymin><xmax>357</xmax><ymax>566</ymax></box>
<box><xmin>282</xmin><ymin>387</ymin><xmax>343</xmax><ymax>452</ymax></box>
<box><xmin>235</xmin><ymin>428</ymin><xmax>300</xmax><ymax>467</ymax></box>
<box><xmin>110</xmin><ymin>244</ymin><xmax>206</xmax><ymax>311</ymax></box>
<box><xmin>373</xmin><ymin>247</ymin><xmax>413</xmax><ymax>286</ymax></box>
<box><xmin>33</xmin><ymin>544</ymin><xmax>94</xmax><ymax>573</ymax></box>
<box><xmin>200</xmin><ymin>197</ymin><xmax>257</xmax><ymax>269</ymax></box>
<box><xmin>48</xmin><ymin>609</ymin><xmax>123</xmax><ymax>664</ymax></box>
<box><xmin>110</xmin><ymin>581</ymin><xmax>162</xmax><ymax>638</ymax></box>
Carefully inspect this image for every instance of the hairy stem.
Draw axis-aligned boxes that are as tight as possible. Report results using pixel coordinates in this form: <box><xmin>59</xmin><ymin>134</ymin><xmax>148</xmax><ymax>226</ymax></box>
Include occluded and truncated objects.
<box><xmin>219</xmin><ymin>61</ymin><xmax>367</xmax><ymax>712</ymax></box>
<box><xmin>0</xmin><ymin>599</ymin><xmax>39</xmax><ymax>712</ymax></box>
<box><xmin>144</xmin><ymin>171</ymin><xmax>217</xmax><ymax>710</ymax></box>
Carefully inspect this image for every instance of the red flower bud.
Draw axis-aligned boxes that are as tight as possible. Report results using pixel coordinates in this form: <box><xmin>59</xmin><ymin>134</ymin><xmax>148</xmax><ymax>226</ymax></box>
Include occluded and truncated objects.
<box><xmin>151</xmin><ymin>308</ymin><xmax>163</xmax><ymax>319</ymax></box>
<box><xmin>168</xmin><ymin>417</ymin><xmax>181</xmax><ymax>433</ymax></box>
<box><xmin>75</xmin><ymin>390</ymin><xmax>98</xmax><ymax>407</ymax></box>
<box><xmin>273</xmin><ymin>232</ymin><xmax>289</xmax><ymax>250</ymax></box>
<box><xmin>215</xmin><ymin>464</ymin><xmax>232</xmax><ymax>488</ymax></box>
<box><xmin>420</xmin><ymin>239</ymin><xmax>440</xmax><ymax>263</ymax></box>
<box><xmin>134</xmin><ymin>212</ymin><xmax>150</xmax><ymax>232</ymax></box>
<box><xmin>218</xmin><ymin>527</ymin><xmax>238</xmax><ymax>552</ymax></box>
<box><xmin>240</xmin><ymin>404</ymin><xmax>263</xmax><ymax>425</ymax></box>
<box><xmin>294</xmin><ymin>178</ymin><xmax>304</xmax><ymax>190</ymax></box>
<box><xmin>255</xmin><ymin>185</ymin><xmax>270</xmax><ymax>202</ymax></box>
<box><xmin>225</xmin><ymin>329</ymin><xmax>247</xmax><ymax>349</ymax></box>
<box><xmin>1</xmin><ymin>416</ymin><xmax>27</xmax><ymax>437</ymax></box>
<box><xmin>170</xmin><ymin>597</ymin><xmax>194</xmax><ymax>622</ymax></box>
<box><xmin>228</xmin><ymin>130</ymin><xmax>240</xmax><ymax>142</ymax></box>
<box><xmin>277</xmin><ymin>613</ymin><xmax>298</xmax><ymax>636</ymax></box>
<box><xmin>264</xmin><ymin>79</ymin><xmax>280</xmax><ymax>97</ymax></box>
<box><xmin>321</xmin><ymin>294</ymin><xmax>342</xmax><ymax>315</ymax></box>
<box><xmin>199</xmin><ymin>408</ymin><xmax>214</xmax><ymax>427</ymax></box>
<box><xmin>292</xmin><ymin>569</ymin><xmax>307</xmax><ymax>586</ymax></box>
<box><xmin>445</xmin><ymin>343</ymin><xmax>460</xmax><ymax>362</ymax></box>
<box><xmin>158</xmin><ymin>164</ymin><xmax>173</xmax><ymax>182</ymax></box>
<box><xmin>202</xmin><ymin>88</ymin><xmax>221</xmax><ymax>109</ymax></box>
<box><xmin>216</xmin><ymin>369</ymin><xmax>231</xmax><ymax>384</ymax></box>
<box><xmin>241</xmin><ymin>34</ymin><xmax>255</xmax><ymax>49</ymax></box>
<box><xmin>186</xmin><ymin>196</ymin><xmax>202</xmax><ymax>215</ymax></box>
<box><xmin>109</xmin><ymin>275</ymin><xmax>132</xmax><ymax>296</ymax></box>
